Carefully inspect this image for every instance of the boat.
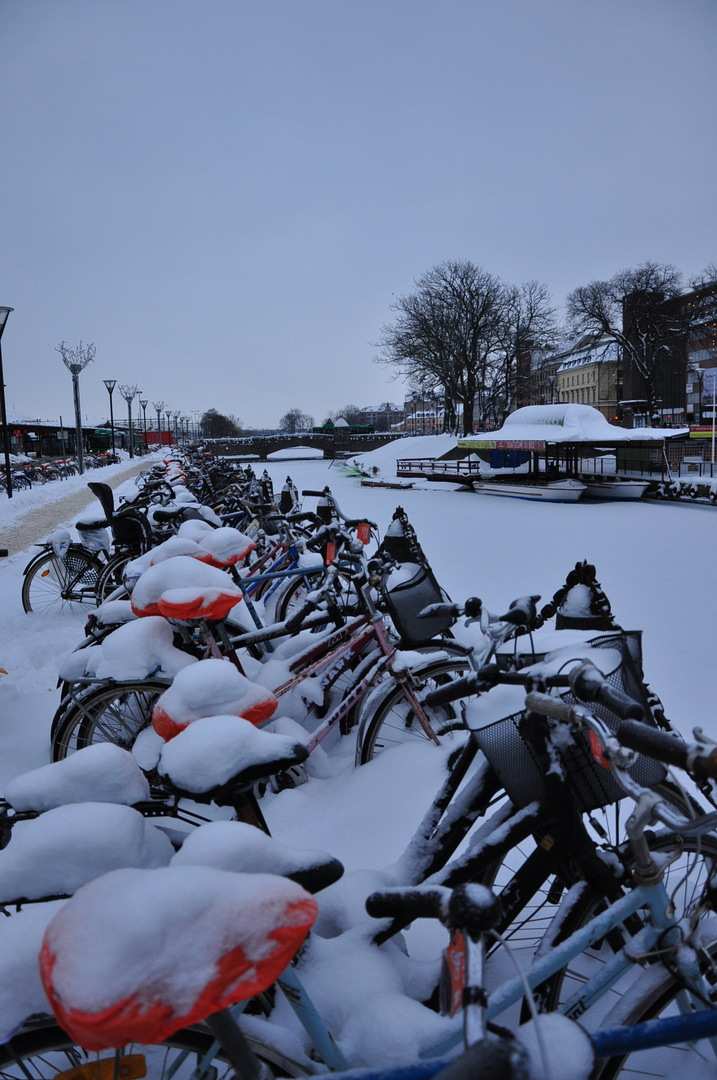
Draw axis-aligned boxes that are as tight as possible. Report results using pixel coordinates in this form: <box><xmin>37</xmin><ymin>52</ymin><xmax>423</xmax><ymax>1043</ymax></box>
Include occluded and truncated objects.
<box><xmin>581</xmin><ymin>479</ymin><xmax>650</xmax><ymax>501</ymax></box>
<box><xmin>471</xmin><ymin>479</ymin><xmax>586</xmax><ymax>502</ymax></box>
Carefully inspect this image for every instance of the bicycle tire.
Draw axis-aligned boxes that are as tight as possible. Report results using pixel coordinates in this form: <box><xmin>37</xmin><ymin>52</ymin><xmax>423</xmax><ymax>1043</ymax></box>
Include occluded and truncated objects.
<box><xmin>530</xmin><ymin>825</ymin><xmax>717</xmax><ymax>1020</ymax></box>
<box><xmin>22</xmin><ymin>548</ymin><xmax>103</xmax><ymax>616</ymax></box>
<box><xmin>591</xmin><ymin>922</ymin><xmax>717</xmax><ymax>1078</ymax></box>
<box><xmin>95</xmin><ymin>552</ymin><xmax>134</xmax><ymax>603</ymax></box>
<box><xmin>51</xmin><ymin>678</ymin><xmax>169</xmax><ymax>760</ymax></box>
<box><xmin>0</xmin><ymin>1017</ymin><xmax>310</xmax><ymax>1080</ymax></box>
<box><xmin>357</xmin><ymin>657</ymin><xmax>472</xmax><ymax>763</ymax></box>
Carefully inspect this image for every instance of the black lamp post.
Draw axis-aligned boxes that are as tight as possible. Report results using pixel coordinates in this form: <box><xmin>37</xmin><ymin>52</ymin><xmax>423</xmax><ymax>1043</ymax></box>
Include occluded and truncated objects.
<box><xmin>165</xmin><ymin>410</ymin><xmax>172</xmax><ymax>446</ymax></box>
<box><xmin>153</xmin><ymin>400</ymin><xmax>165</xmax><ymax>452</ymax></box>
<box><xmin>103</xmin><ymin>379</ymin><xmax>117</xmax><ymax>457</ymax></box>
<box><xmin>0</xmin><ymin>307</ymin><xmax>14</xmax><ymax>499</ymax></box>
<box><xmin>119</xmin><ymin>384</ymin><xmax>139</xmax><ymax>459</ymax></box>
<box><xmin>57</xmin><ymin>341</ymin><xmax>94</xmax><ymax>474</ymax></box>
<box><xmin>139</xmin><ymin>398</ymin><xmax>148</xmax><ymax>452</ymax></box>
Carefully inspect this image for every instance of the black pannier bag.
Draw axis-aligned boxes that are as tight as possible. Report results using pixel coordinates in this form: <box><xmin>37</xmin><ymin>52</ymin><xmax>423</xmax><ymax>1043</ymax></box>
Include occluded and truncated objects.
<box><xmin>377</xmin><ymin>507</ymin><xmax>454</xmax><ymax>647</ymax></box>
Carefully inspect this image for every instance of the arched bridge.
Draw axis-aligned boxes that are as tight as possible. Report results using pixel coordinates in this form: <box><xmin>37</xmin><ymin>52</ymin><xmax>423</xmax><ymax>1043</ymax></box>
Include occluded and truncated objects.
<box><xmin>206</xmin><ymin>431</ymin><xmax>403</xmax><ymax>459</ymax></box>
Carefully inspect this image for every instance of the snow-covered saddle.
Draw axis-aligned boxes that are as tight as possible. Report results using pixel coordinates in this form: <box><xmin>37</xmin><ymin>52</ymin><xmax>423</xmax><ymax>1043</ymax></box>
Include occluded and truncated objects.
<box><xmin>40</xmin><ymin>865</ymin><xmax>317</xmax><ymax>1049</ymax></box>
<box><xmin>130</xmin><ymin>555</ymin><xmax>243</xmax><ymax>621</ymax></box>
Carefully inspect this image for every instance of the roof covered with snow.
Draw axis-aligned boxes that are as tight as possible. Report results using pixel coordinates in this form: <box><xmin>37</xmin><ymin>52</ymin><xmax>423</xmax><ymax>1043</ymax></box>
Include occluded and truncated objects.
<box><xmin>459</xmin><ymin>404</ymin><xmax>687</xmax><ymax>448</ymax></box>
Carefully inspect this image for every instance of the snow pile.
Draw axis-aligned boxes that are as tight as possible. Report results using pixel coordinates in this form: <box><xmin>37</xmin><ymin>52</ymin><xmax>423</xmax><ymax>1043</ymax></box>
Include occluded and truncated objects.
<box><xmin>347</xmin><ymin>434</ymin><xmax>458</xmax><ymax>481</ymax></box>
<box><xmin>58</xmin><ymin>616</ymin><xmax>197</xmax><ymax>682</ymax></box>
<box><xmin>171</xmin><ymin>820</ymin><xmax>335</xmax><ymax>878</ymax></box>
<box><xmin>464</xmin><ymin>404</ymin><xmax>686</xmax><ymax>445</ymax></box>
<box><xmin>5</xmin><ymin>744</ymin><xmax>150</xmax><ymax>811</ymax></box>
<box><xmin>0</xmin><ymin>901</ymin><xmax>66</xmax><ymax>1043</ymax></box>
<box><xmin>0</xmin><ymin>803</ymin><xmax>173</xmax><ymax>901</ymax></box>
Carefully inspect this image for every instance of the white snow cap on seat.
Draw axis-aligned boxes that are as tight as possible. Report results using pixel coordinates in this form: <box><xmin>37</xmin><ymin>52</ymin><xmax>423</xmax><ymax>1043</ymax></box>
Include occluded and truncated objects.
<box><xmin>57</xmin><ymin>615</ymin><xmax>197</xmax><ymax>682</ymax></box>
<box><xmin>0</xmin><ymin>803</ymin><xmax>173</xmax><ymax>902</ymax></box>
<box><xmin>130</xmin><ymin>556</ymin><xmax>242</xmax><ymax>617</ymax></box>
<box><xmin>177</xmin><ymin>519</ymin><xmax>216</xmax><ymax>541</ymax></box>
<box><xmin>157</xmin><ymin>715</ymin><xmax>302</xmax><ymax>792</ymax></box>
<box><xmin>172</xmin><ymin>819</ymin><xmax>334</xmax><ymax>877</ymax></box>
<box><xmin>152</xmin><ymin>657</ymin><xmax>277</xmax><ymax>739</ymax></box>
<box><xmin>4</xmin><ymin>744</ymin><xmax>150</xmax><ymax>812</ymax></box>
<box><xmin>40</xmin><ymin>866</ymin><xmax>317</xmax><ymax>1049</ymax></box>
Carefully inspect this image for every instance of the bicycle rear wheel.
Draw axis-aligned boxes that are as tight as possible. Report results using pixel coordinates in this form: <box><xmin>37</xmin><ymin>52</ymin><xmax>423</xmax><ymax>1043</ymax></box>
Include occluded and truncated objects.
<box><xmin>22</xmin><ymin>548</ymin><xmax>103</xmax><ymax>615</ymax></box>
<box><xmin>0</xmin><ymin>1018</ymin><xmax>310</xmax><ymax>1080</ymax></box>
<box><xmin>51</xmin><ymin>679</ymin><xmax>169</xmax><ymax>760</ymax></box>
<box><xmin>356</xmin><ymin>657</ymin><xmax>472</xmax><ymax>763</ymax></box>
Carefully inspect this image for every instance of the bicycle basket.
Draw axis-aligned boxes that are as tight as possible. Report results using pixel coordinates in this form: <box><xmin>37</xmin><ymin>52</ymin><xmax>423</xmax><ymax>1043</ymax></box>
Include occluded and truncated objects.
<box><xmin>467</xmin><ymin>632</ymin><xmax>666</xmax><ymax>813</ymax></box>
<box><xmin>381</xmin><ymin>561</ymin><xmax>454</xmax><ymax>646</ymax></box>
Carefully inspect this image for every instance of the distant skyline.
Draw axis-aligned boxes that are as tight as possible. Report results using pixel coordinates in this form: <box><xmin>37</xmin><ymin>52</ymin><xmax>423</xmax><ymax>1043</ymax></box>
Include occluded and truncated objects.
<box><xmin>1</xmin><ymin>0</ymin><xmax>715</xmax><ymax>429</ymax></box>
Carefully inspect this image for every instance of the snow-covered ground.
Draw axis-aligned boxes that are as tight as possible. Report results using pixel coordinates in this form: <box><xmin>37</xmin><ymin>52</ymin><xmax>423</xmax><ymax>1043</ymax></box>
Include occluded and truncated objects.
<box><xmin>0</xmin><ymin>446</ymin><xmax>716</xmax><ymax>1074</ymax></box>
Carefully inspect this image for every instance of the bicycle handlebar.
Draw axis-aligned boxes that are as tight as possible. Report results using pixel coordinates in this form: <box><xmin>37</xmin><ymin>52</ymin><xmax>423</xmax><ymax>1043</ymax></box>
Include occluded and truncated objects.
<box><xmin>568</xmin><ymin>660</ymin><xmax>644</xmax><ymax>721</ymax></box>
<box><xmin>616</xmin><ymin>720</ymin><xmax>690</xmax><ymax>769</ymax></box>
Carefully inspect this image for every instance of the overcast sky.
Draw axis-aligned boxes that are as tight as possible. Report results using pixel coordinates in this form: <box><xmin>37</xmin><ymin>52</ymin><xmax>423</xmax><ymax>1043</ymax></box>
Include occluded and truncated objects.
<box><xmin>1</xmin><ymin>0</ymin><xmax>715</xmax><ymax>429</ymax></box>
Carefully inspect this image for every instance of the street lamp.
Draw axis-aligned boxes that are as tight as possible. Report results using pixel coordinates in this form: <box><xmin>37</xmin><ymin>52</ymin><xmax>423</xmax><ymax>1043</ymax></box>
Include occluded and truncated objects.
<box><xmin>119</xmin><ymin>384</ymin><xmax>140</xmax><ymax>459</ymax></box>
<box><xmin>139</xmin><ymin>398</ymin><xmax>148</xmax><ymax>452</ymax></box>
<box><xmin>0</xmin><ymin>307</ymin><xmax>14</xmax><ymax>499</ymax></box>
<box><xmin>103</xmin><ymin>379</ymin><xmax>117</xmax><ymax>457</ymax></box>
<box><xmin>172</xmin><ymin>410</ymin><xmax>180</xmax><ymax>445</ymax></box>
<box><xmin>153</xmin><ymin>400</ymin><xmax>166</xmax><ymax>453</ymax></box>
<box><xmin>57</xmin><ymin>341</ymin><xmax>95</xmax><ymax>474</ymax></box>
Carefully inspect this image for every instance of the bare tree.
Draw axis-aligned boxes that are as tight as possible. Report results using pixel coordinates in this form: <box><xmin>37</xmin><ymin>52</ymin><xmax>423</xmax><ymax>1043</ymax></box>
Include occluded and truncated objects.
<box><xmin>279</xmin><ymin>408</ymin><xmax>314</xmax><ymax>434</ymax></box>
<box><xmin>201</xmin><ymin>408</ymin><xmax>243</xmax><ymax>438</ymax></box>
<box><xmin>566</xmin><ymin>262</ymin><xmax>693</xmax><ymax>425</ymax></box>
<box><xmin>326</xmin><ymin>404</ymin><xmax>363</xmax><ymax>426</ymax></box>
<box><xmin>376</xmin><ymin>260</ymin><xmax>504</xmax><ymax>435</ymax></box>
<box><xmin>493</xmin><ymin>281</ymin><xmax>559</xmax><ymax>423</ymax></box>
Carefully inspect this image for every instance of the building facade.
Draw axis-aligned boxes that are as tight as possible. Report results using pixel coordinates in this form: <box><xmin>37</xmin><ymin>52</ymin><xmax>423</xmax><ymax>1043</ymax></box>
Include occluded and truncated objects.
<box><xmin>553</xmin><ymin>337</ymin><xmax>621</xmax><ymax>422</ymax></box>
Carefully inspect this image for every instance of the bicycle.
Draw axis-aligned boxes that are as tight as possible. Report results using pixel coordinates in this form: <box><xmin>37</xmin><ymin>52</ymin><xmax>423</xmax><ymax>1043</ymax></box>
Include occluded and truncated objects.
<box><xmin>364</xmin><ymin>670</ymin><xmax>717</xmax><ymax>1078</ymax></box>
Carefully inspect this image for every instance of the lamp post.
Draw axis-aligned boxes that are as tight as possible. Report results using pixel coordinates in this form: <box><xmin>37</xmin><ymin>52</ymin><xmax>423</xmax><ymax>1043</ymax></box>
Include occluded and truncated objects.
<box><xmin>57</xmin><ymin>341</ymin><xmax>95</xmax><ymax>474</ymax></box>
<box><xmin>139</xmin><ymin>398</ymin><xmax>148</xmax><ymax>452</ymax></box>
<box><xmin>172</xmin><ymin>410</ymin><xmax>180</xmax><ymax>446</ymax></box>
<box><xmin>119</xmin><ymin>384</ymin><xmax>140</xmax><ymax>459</ymax></box>
<box><xmin>103</xmin><ymin>379</ymin><xmax>117</xmax><ymax>457</ymax></box>
<box><xmin>549</xmin><ymin>374</ymin><xmax>557</xmax><ymax>405</ymax></box>
<box><xmin>165</xmin><ymin>410</ymin><xmax>173</xmax><ymax>446</ymax></box>
<box><xmin>153</xmin><ymin>400</ymin><xmax>165</xmax><ymax>453</ymax></box>
<box><xmin>0</xmin><ymin>307</ymin><xmax>14</xmax><ymax>499</ymax></box>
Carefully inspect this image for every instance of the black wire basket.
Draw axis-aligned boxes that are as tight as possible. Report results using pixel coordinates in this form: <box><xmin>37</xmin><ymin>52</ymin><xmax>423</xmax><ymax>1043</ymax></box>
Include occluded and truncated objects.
<box><xmin>470</xmin><ymin>632</ymin><xmax>666</xmax><ymax>813</ymax></box>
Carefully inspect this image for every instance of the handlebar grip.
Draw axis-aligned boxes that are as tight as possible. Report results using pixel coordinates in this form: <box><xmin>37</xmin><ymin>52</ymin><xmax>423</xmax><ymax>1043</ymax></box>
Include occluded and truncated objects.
<box><xmin>417</xmin><ymin>602</ymin><xmax>461</xmax><ymax>621</ymax></box>
<box><xmin>366</xmin><ymin>888</ymin><xmax>447</xmax><ymax>923</ymax></box>
<box><xmin>525</xmin><ymin>691</ymin><xmax>576</xmax><ymax>723</ymax></box>
<box><xmin>302</xmin><ymin>490</ymin><xmax>326</xmax><ymax>497</ymax></box>
<box><xmin>569</xmin><ymin>661</ymin><xmax>644</xmax><ymax>720</ymax></box>
<box><xmin>498</xmin><ymin>594</ymin><xmax>541</xmax><ymax>627</ymax></box>
<box><xmin>424</xmin><ymin>674</ymin><xmax>482</xmax><ymax>707</ymax></box>
<box><xmin>617</xmin><ymin>720</ymin><xmax>689</xmax><ymax>769</ymax></box>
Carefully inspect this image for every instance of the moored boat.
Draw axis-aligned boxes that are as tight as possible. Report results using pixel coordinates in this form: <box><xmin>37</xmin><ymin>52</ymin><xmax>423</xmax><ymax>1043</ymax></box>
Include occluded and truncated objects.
<box><xmin>471</xmin><ymin>479</ymin><xmax>586</xmax><ymax>502</ymax></box>
<box><xmin>581</xmin><ymin>479</ymin><xmax>650</xmax><ymax>501</ymax></box>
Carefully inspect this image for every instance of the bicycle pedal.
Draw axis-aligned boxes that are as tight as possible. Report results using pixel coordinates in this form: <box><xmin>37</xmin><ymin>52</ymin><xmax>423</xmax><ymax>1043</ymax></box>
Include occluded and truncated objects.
<box><xmin>270</xmin><ymin>763</ymin><xmax>309</xmax><ymax>792</ymax></box>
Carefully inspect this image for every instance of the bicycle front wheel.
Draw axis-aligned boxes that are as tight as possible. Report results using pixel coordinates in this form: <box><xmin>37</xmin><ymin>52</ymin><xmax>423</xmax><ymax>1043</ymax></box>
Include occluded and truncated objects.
<box><xmin>22</xmin><ymin>548</ymin><xmax>103</xmax><ymax>615</ymax></box>
<box><xmin>0</xmin><ymin>1018</ymin><xmax>311</xmax><ymax>1080</ymax></box>
<box><xmin>592</xmin><ymin>922</ymin><xmax>717</xmax><ymax>1079</ymax></box>
<box><xmin>357</xmin><ymin>657</ymin><xmax>472</xmax><ymax>763</ymax></box>
<box><xmin>52</xmin><ymin>679</ymin><xmax>169</xmax><ymax>760</ymax></box>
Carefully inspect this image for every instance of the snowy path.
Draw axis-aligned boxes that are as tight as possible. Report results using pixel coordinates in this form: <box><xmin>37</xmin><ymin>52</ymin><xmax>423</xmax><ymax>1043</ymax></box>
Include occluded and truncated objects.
<box><xmin>0</xmin><ymin>457</ymin><xmax>157</xmax><ymax>554</ymax></box>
